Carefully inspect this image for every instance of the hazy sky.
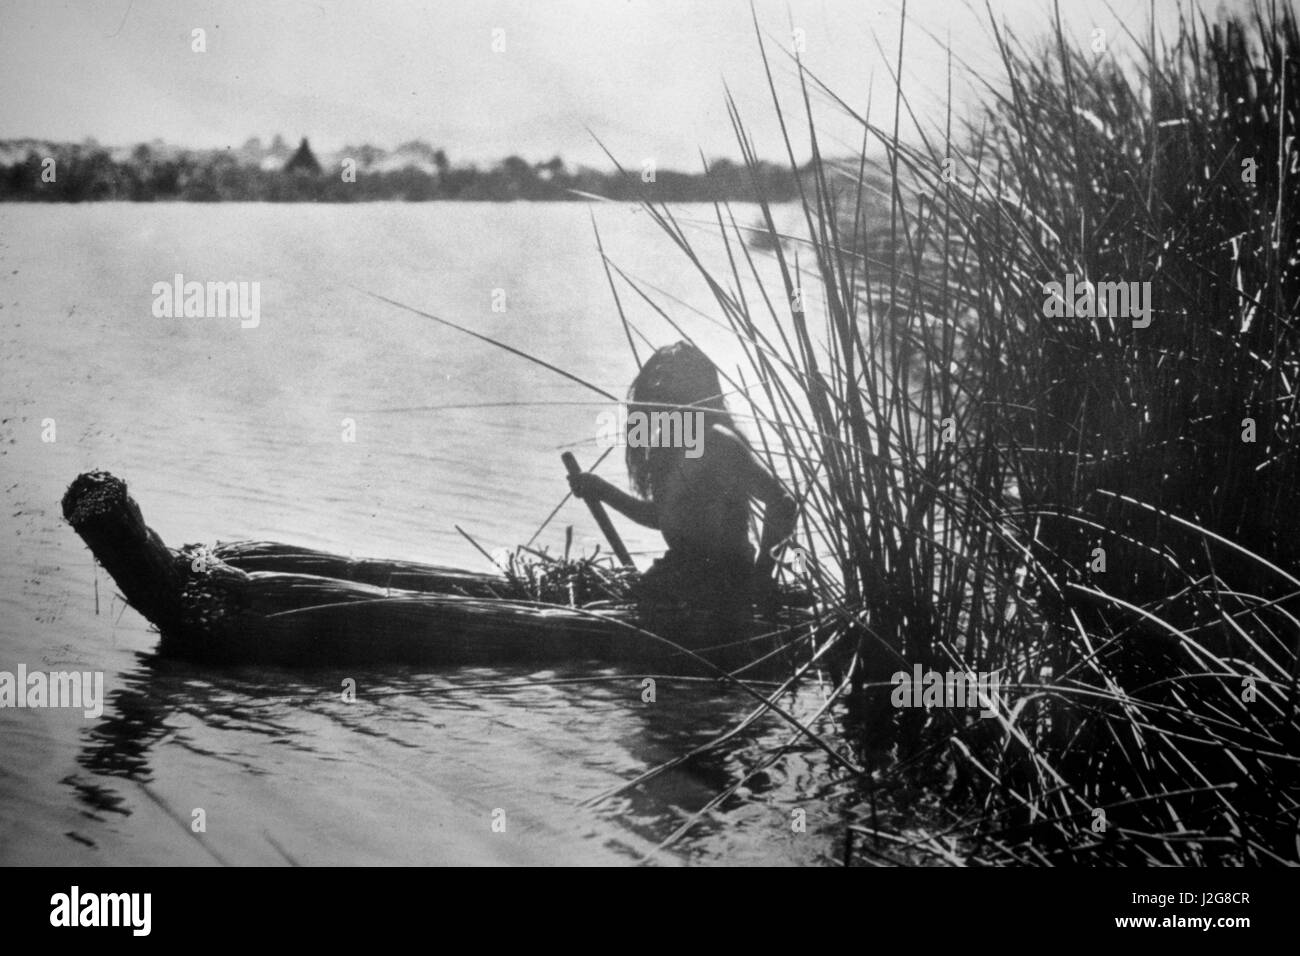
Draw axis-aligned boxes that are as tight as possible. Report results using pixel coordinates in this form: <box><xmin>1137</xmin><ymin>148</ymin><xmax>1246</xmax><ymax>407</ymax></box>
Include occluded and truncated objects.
<box><xmin>1</xmin><ymin>0</ymin><xmax>1231</xmax><ymax>169</ymax></box>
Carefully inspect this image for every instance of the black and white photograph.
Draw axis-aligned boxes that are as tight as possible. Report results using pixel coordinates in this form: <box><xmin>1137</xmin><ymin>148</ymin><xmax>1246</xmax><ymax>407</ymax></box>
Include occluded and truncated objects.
<box><xmin>0</xmin><ymin>0</ymin><xmax>1297</xmax><ymax>907</ymax></box>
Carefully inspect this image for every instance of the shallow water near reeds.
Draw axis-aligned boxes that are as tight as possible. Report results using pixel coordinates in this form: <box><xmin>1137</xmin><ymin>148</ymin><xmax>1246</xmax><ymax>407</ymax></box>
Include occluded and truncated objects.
<box><xmin>0</xmin><ymin>201</ymin><xmax>879</xmax><ymax>865</ymax></box>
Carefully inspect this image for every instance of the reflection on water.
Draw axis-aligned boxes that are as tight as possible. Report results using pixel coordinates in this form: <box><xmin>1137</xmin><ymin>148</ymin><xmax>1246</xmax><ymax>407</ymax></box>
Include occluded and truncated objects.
<box><xmin>67</xmin><ymin>652</ymin><xmax>847</xmax><ymax>864</ymax></box>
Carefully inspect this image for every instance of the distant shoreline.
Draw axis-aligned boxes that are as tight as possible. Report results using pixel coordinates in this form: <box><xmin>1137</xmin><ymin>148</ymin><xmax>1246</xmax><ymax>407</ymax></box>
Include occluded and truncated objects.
<box><xmin>0</xmin><ymin>137</ymin><xmax>804</xmax><ymax>204</ymax></box>
<box><xmin>0</xmin><ymin>198</ymin><xmax>794</xmax><ymax>205</ymax></box>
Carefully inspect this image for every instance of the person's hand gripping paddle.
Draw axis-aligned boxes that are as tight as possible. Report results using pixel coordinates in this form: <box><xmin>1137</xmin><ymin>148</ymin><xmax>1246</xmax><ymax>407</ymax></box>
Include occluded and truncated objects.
<box><xmin>561</xmin><ymin>452</ymin><xmax>635</xmax><ymax>570</ymax></box>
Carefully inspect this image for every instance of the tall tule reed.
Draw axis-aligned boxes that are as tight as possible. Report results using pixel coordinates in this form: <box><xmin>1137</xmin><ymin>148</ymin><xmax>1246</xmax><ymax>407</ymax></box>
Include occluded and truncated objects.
<box><xmin>606</xmin><ymin>1</ymin><xmax>1299</xmax><ymax>864</ymax></box>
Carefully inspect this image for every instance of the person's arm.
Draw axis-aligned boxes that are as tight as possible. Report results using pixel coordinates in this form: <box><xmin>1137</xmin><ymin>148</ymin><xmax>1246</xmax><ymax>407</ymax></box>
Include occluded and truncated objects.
<box><xmin>717</xmin><ymin>428</ymin><xmax>797</xmax><ymax>579</ymax></box>
<box><xmin>568</xmin><ymin>473</ymin><xmax>660</xmax><ymax>529</ymax></box>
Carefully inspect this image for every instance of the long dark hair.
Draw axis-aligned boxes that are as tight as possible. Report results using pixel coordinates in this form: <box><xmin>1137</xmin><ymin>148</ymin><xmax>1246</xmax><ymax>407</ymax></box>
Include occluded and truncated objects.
<box><xmin>625</xmin><ymin>341</ymin><xmax>738</xmax><ymax>498</ymax></box>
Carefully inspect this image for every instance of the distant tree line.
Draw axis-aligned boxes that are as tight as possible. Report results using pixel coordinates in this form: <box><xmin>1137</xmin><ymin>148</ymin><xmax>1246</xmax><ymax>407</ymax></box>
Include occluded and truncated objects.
<box><xmin>0</xmin><ymin>141</ymin><xmax>801</xmax><ymax>203</ymax></box>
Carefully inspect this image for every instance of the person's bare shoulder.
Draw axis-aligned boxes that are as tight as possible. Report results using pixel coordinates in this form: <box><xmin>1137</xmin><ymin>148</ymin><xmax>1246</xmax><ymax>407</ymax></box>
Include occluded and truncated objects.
<box><xmin>706</xmin><ymin>423</ymin><xmax>792</xmax><ymax>506</ymax></box>
<box><xmin>704</xmin><ymin>423</ymin><xmax>750</xmax><ymax>466</ymax></box>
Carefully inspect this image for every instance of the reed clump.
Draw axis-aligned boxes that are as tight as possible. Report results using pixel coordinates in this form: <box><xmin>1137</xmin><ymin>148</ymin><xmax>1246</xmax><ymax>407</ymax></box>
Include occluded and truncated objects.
<box><xmin>621</xmin><ymin>2</ymin><xmax>1298</xmax><ymax>863</ymax></box>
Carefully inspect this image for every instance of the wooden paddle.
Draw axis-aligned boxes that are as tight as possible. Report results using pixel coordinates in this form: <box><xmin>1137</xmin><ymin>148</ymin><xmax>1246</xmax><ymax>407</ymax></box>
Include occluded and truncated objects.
<box><xmin>561</xmin><ymin>452</ymin><xmax>635</xmax><ymax>569</ymax></box>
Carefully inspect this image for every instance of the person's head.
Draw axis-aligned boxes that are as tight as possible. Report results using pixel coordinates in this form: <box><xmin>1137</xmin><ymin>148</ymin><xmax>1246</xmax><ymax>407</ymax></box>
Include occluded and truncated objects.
<box><xmin>625</xmin><ymin>341</ymin><xmax>734</xmax><ymax>497</ymax></box>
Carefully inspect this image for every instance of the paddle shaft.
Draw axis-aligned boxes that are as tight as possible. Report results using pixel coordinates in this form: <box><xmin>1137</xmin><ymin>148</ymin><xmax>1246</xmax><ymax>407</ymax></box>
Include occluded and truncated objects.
<box><xmin>561</xmin><ymin>452</ymin><xmax>635</xmax><ymax>569</ymax></box>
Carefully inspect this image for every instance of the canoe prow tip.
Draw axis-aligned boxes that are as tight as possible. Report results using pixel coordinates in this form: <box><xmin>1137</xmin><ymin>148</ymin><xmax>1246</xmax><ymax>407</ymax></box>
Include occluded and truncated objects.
<box><xmin>62</xmin><ymin>470</ymin><xmax>133</xmax><ymax>530</ymax></box>
<box><xmin>62</xmin><ymin>470</ymin><xmax>185</xmax><ymax>631</ymax></box>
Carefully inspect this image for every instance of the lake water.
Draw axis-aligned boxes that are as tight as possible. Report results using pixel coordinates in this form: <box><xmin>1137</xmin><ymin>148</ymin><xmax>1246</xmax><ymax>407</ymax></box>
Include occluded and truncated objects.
<box><xmin>0</xmin><ymin>201</ymin><xmax>863</xmax><ymax>866</ymax></box>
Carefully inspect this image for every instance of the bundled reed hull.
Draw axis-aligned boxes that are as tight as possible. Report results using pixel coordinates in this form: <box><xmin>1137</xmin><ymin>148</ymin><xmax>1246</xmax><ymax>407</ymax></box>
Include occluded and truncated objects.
<box><xmin>62</xmin><ymin>471</ymin><xmax>804</xmax><ymax>672</ymax></box>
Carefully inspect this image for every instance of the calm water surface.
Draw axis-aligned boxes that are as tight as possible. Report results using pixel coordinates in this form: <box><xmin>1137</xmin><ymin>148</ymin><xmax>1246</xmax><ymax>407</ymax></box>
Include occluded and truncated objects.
<box><xmin>0</xmin><ymin>201</ymin><xmax>856</xmax><ymax>865</ymax></box>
